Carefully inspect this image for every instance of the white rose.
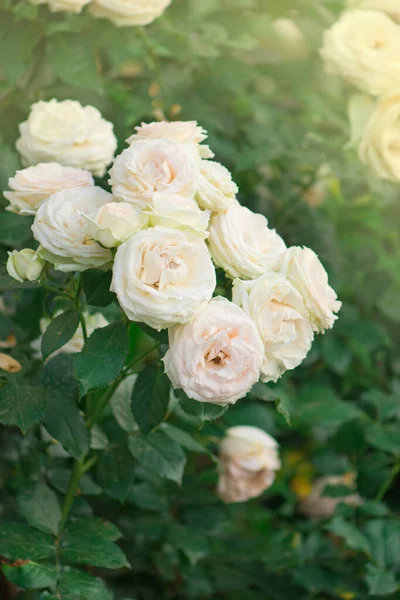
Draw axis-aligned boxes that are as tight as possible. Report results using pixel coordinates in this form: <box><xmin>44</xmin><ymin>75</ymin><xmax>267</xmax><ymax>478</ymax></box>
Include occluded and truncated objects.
<box><xmin>4</xmin><ymin>163</ymin><xmax>94</xmax><ymax>215</ymax></box>
<box><xmin>7</xmin><ymin>249</ymin><xmax>45</xmax><ymax>283</ymax></box>
<box><xmin>32</xmin><ymin>311</ymin><xmax>109</xmax><ymax>360</ymax></box>
<box><xmin>145</xmin><ymin>193</ymin><xmax>210</xmax><ymax>238</ymax></box>
<box><xmin>29</xmin><ymin>0</ymin><xmax>90</xmax><ymax>13</ymax></box>
<box><xmin>89</xmin><ymin>202</ymin><xmax>148</xmax><ymax>248</ymax></box>
<box><xmin>90</xmin><ymin>0</ymin><xmax>171</xmax><ymax>26</ymax></box>
<box><xmin>208</xmin><ymin>203</ymin><xmax>286</xmax><ymax>279</ymax></box>
<box><xmin>218</xmin><ymin>426</ymin><xmax>280</xmax><ymax>503</ymax></box>
<box><xmin>299</xmin><ymin>474</ymin><xmax>363</xmax><ymax>519</ymax></box>
<box><xmin>280</xmin><ymin>247</ymin><xmax>341</xmax><ymax>333</ymax></box>
<box><xmin>232</xmin><ymin>274</ymin><xmax>314</xmax><ymax>383</ymax></box>
<box><xmin>320</xmin><ymin>10</ymin><xmax>400</xmax><ymax>96</ymax></box>
<box><xmin>111</xmin><ymin>226</ymin><xmax>216</xmax><ymax>330</ymax></box>
<box><xmin>346</xmin><ymin>0</ymin><xmax>400</xmax><ymax>23</ymax></box>
<box><xmin>16</xmin><ymin>99</ymin><xmax>117</xmax><ymax>177</ymax></box>
<box><xmin>109</xmin><ymin>139</ymin><xmax>200</xmax><ymax>210</ymax></box>
<box><xmin>358</xmin><ymin>91</ymin><xmax>400</xmax><ymax>182</ymax></box>
<box><xmin>163</xmin><ymin>298</ymin><xmax>263</xmax><ymax>405</ymax></box>
<box><xmin>196</xmin><ymin>161</ymin><xmax>238</xmax><ymax>212</ymax></box>
<box><xmin>32</xmin><ymin>187</ymin><xmax>113</xmax><ymax>272</ymax></box>
<box><xmin>127</xmin><ymin>120</ymin><xmax>213</xmax><ymax>159</ymax></box>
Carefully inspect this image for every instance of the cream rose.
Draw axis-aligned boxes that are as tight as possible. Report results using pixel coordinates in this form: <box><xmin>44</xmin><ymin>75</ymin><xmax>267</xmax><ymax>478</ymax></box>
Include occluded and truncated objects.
<box><xmin>218</xmin><ymin>426</ymin><xmax>280</xmax><ymax>503</ymax></box>
<box><xmin>233</xmin><ymin>274</ymin><xmax>314</xmax><ymax>383</ymax></box>
<box><xmin>4</xmin><ymin>163</ymin><xmax>94</xmax><ymax>215</ymax></box>
<box><xmin>163</xmin><ymin>298</ymin><xmax>263</xmax><ymax>405</ymax></box>
<box><xmin>358</xmin><ymin>91</ymin><xmax>400</xmax><ymax>182</ymax></box>
<box><xmin>346</xmin><ymin>0</ymin><xmax>400</xmax><ymax>23</ymax></box>
<box><xmin>127</xmin><ymin>120</ymin><xmax>213</xmax><ymax>159</ymax></box>
<box><xmin>90</xmin><ymin>0</ymin><xmax>171</xmax><ymax>26</ymax></box>
<box><xmin>111</xmin><ymin>227</ymin><xmax>216</xmax><ymax>330</ymax></box>
<box><xmin>7</xmin><ymin>249</ymin><xmax>45</xmax><ymax>283</ymax></box>
<box><xmin>196</xmin><ymin>161</ymin><xmax>238</xmax><ymax>212</ymax></box>
<box><xmin>32</xmin><ymin>312</ymin><xmax>109</xmax><ymax>360</ymax></box>
<box><xmin>280</xmin><ymin>247</ymin><xmax>341</xmax><ymax>333</ymax></box>
<box><xmin>145</xmin><ymin>193</ymin><xmax>210</xmax><ymax>238</ymax></box>
<box><xmin>16</xmin><ymin>99</ymin><xmax>117</xmax><ymax>177</ymax></box>
<box><xmin>208</xmin><ymin>203</ymin><xmax>286</xmax><ymax>279</ymax></box>
<box><xmin>32</xmin><ymin>187</ymin><xmax>113</xmax><ymax>272</ymax></box>
<box><xmin>89</xmin><ymin>202</ymin><xmax>148</xmax><ymax>248</ymax></box>
<box><xmin>299</xmin><ymin>474</ymin><xmax>363</xmax><ymax>519</ymax></box>
<box><xmin>109</xmin><ymin>139</ymin><xmax>200</xmax><ymax>210</ymax></box>
<box><xmin>320</xmin><ymin>10</ymin><xmax>400</xmax><ymax>96</ymax></box>
<box><xmin>29</xmin><ymin>0</ymin><xmax>91</xmax><ymax>13</ymax></box>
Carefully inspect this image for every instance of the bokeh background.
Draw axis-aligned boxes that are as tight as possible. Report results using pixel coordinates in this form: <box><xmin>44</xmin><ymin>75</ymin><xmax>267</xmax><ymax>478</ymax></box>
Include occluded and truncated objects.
<box><xmin>1</xmin><ymin>0</ymin><xmax>400</xmax><ymax>598</ymax></box>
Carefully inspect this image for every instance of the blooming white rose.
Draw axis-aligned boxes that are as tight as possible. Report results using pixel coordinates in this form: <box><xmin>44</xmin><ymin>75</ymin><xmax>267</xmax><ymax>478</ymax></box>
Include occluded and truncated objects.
<box><xmin>299</xmin><ymin>474</ymin><xmax>363</xmax><ymax>519</ymax></box>
<box><xmin>196</xmin><ymin>161</ymin><xmax>238</xmax><ymax>212</ymax></box>
<box><xmin>88</xmin><ymin>202</ymin><xmax>148</xmax><ymax>248</ymax></box>
<box><xmin>208</xmin><ymin>203</ymin><xmax>286</xmax><ymax>279</ymax></box>
<box><xmin>4</xmin><ymin>163</ymin><xmax>94</xmax><ymax>215</ymax></box>
<box><xmin>32</xmin><ymin>187</ymin><xmax>113</xmax><ymax>272</ymax></box>
<box><xmin>109</xmin><ymin>139</ymin><xmax>200</xmax><ymax>210</ymax></box>
<box><xmin>358</xmin><ymin>91</ymin><xmax>400</xmax><ymax>182</ymax></box>
<box><xmin>111</xmin><ymin>227</ymin><xmax>216</xmax><ymax>330</ymax></box>
<box><xmin>218</xmin><ymin>426</ymin><xmax>280</xmax><ymax>503</ymax></box>
<box><xmin>346</xmin><ymin>0</ymin><xmax>400</xmax><ymax>23</ymax></box>
<box><xmin>320</xmin><ymin>10</ymin><xmax>400</xmax><ymax>96</ymax></box>
<box><xmin>127</xmin><ymin>120</ymin><xmax>213</xmax><ymax>159</ymax></box>
<box><xmin>163</xmin><ymin>298</ymin><xmax>263</xmax><ymax>405</ymax></box>
<box><xmin>90</xmin><ymin>0</ymin><xmax>171</xmax><ymax>27</ymax></box>
<box><xmin>233</xmin><ymin>274</ymin><xmax>314</xmax><ymax>383</ymax></box>
<box><xmin>32</xmin><ymin>312</ymin><xmax>109</xmax><ymax>360</ymax></box>
<box><xmin>280</xmin><ymin>247</ymin><xmax>341</xmax><ymax>333</ymax></box>
<box><xmin>7</xmin><ymin>249</ymin><xmax>45</xmax><ymax>283</ymax></box>
<box><xmin>29</xmin><ymin>0</ymin><xmax>90</xmax><ymax>13</ymax></box>
<box><xmin>145</xmin><ymin>193</ymin><xmax>210</xmax><ymax>238</ymax></box>
<box><xmin>16</xmin><ymin>99</ymin><xmax>117</xmax><ymax>177</ymax></box>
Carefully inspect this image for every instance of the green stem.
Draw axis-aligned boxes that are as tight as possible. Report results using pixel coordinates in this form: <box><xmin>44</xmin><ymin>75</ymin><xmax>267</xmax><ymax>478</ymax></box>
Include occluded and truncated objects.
<box><xmin>59</xmin><ymin>458</ymin><xmax>84</xmax><ymax>532</ymax></box>
<box><xmin>125</xmin><ymin>342</ymin><xmax>161</xmax><ymax>372</ymax></box>
<box><xmin>79</xmin><ymin>312</ymin><xmax>88</xmax><ymax>343</ymax></box>
<box><xmin>376</xmin><ymin>459</ymin><xmax>400</xmax><ymax>501</ymax></box>
<box><xmin>86</xmin><ymin>374</ymin><xmax>124</xmax><ymax>429</ymax></box>
<box><xmin>40</xmin><ymin>283</ymin><xmax>74</xmax><ymax>301</ymax></box>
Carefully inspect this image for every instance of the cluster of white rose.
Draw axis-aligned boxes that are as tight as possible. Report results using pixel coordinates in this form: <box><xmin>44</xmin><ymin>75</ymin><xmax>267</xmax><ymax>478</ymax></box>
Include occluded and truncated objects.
<box><xmin>321</xmin><ymin>1</ymin><xmax>400</xmax><ymax>183</ymax></box>
<box><xmin>29</xmin><ymin>0</ymin><xmax>171</xmax><ymax>26</ymax></box>
<box><xmin>6</xmin><ymin>98</ymin><xmax>341</xmax><ymax>412</ymax></box>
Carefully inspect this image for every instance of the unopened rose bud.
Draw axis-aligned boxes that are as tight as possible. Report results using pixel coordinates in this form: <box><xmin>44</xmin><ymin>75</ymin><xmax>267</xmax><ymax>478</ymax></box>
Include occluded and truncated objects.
<box><xmin>93</xmin><ymin>202</ymin><xmax>148</xmax><ymax>248</ymax></box>
<box><xmin>7</xmin><ymin>249</ymin><xmax>45</xmax><ymax>283</ymax></box>
<box><xmin>273</xmin><ymin>18</ymin><xmax>308</xmax><ymax>60</ymax></box>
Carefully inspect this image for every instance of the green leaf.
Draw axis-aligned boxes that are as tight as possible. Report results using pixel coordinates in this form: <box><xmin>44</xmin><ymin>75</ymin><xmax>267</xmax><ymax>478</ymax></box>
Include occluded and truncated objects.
<box><xmin>41</xmin><ymin>310</ymin><xmax>80</xmax><ymax>361</ymax></box>
<box><xmin>129</xmin><ymin>430</ymin><xmax>186</xmax><ymax>484</ymax></box>
<box><xmin>325</xmin><ymin>517</ymin><xmax>371</xmax><ymax>556</ymax></box>
<box><xmin>362</xmin><ymin>390</ymin><xmax>400</xmax><ymax>422</ymax></box>
<box><xmin>61</xmin><ymin>518</ymin><xmax>129</xmax><ymax>569</ymax></box>
<box><xmin>42</xmin><ymin>354</ymin><xmax>89</xmax><ymax>459</ymax></box>
<box><xmin>0</xmin><ymin>212</ymin><xmax>33</xmax><ymax>246</ymax></box>
<box><xmin>3</xmin><ymin>561</ymin><xmax>57</xmax><ymax>590</ymax></box>
<box><xmin>132</xmin><ymin>364</ymin><xmax>170</xmax><ymax>434</ymax></box>
<box><xmin>18</xmin><ymin>483</ymin><xmax>61</xmax><ymax>535</ymax></box>
<box><xmin>275</xmin><ymin>397</ymin><xmax>291</xmax><ymax>425</ymax></box>
<box><xmin>129</xmin><ymin>483</ymin><xmax>169</xmax><ymax>512</ymax></box>
<box><xmin>82</xmin><ymin>270</ymin><xmax>114</xmax><ymax>307</ymax></box>
<box><xmin>366</xmin><ymin>422</ymin><xmax>400</xmax><ymax>455</ymax></box>
<box><xmin>365</xmin><ymin>564</ymin><xmax>398</xmax><ymax>596</ymax></box>
<box><xmin>161</xmin><ymin>423</ymin><xmax>206</xmax><ymax>453</ymax></box>
<box><xmin>97</xmin><ymin>446</ymin><xmax>136</xmax><ymax>502</ymax></box>
<box><xmin>298</xmin><ymin>390</ymin><xmax>363</xmax><ymax>431</ymax></box>
<box><xmin>0</xmin><ymin>375</ymin><xmax>47</xmax><ymax>434</ymax></box>
<box><xmin>58</xmin><ymin>568</ymin><xmax>113</xmax><ymax>600</ymax></box>
<box><xmin>364</xmin><ymin>519</ymin><xmax>400</xmax><ymax>568</ymax></box>
<box><xmin>321</xmin><ymin>335</ymin><xmax>352</xmax><ymax>375</ymax></box>
<box><xmin>110</xmin><ymin>374</ymin><xmax>137</xmax><ymax>433</ymax></box>
<box><xmin>177</xmin><ymin>390</ymin><xmax>228</xmax><ymax>421</ymax></box>
<box><xmin>0</xmin><ymin>524</ymin><xmax>55</xmax><ymax>560</ymax></box>
<box><xmin>74</xmin><ymin>320</ymin><xmax>128</xmax><ymax>397</ymax></box>
<box><xmin>48</xmin><ymin>34</ymin><xmax>102</xmax><ymax>91</ymax></box>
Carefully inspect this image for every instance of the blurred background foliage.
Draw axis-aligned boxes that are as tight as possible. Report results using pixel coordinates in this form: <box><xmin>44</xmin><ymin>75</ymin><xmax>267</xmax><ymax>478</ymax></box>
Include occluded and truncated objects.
<box><xmin>1</xmin><ymin>0</ymin><xmax>400</xmax><ymax>598</ymax></box>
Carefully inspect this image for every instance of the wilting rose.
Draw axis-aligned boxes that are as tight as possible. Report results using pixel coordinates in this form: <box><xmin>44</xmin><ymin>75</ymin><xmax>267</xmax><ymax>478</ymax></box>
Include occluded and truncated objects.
<box><xmin>321</xmin><ymin>10</ymin><xmax>400</xmax><ymax>96</ymax></box>
<box><xmin>111</xmin><ymin>227</ymin><xmax>216</xmax><ymax>330</ymax></box>
<box><xmin>280</xmin><ymin>246</ymin><xmax>341</xmax><ymax>333</ymax></box>
<box><xmin>32</xmin><ymin>187</ymin><xmax>113</xmax><ymax>272</ymax></box>
<box><xmin>16</xmin><ymin>99</ymin><xmax>117</xmax><ymax>176</ymax></box>
<box><xmin>208</xmin><ymin>203</ymin><xmax>286</xmax><ymax>279</ymax></box>
<box><xmin>233</xmin><ymin>274</ymin><xmax>314</xmax><ymax>383</ymax></box>
<box><xmin>4</xmin><ymin>163</ymin><xmax>94</xmax><ymax>215</ymax></box>
<box><xmin>127</xmin><ymin>120</ymin><xmax>213</xmax><ymax>158</ymax></box>
<box><xmin>218</xmin><ymin>426</ymin><xmax>280</xmax><ymax>503</ymax></box>
<box><xmin>163</xmin><ymin>297</ymin><xmax>263</xmax><ymax>405</ymax></box>
<box><xmin>299</xmin><ymin>474</ymin><xmax>363</xmax><ymax>518</ymax></box>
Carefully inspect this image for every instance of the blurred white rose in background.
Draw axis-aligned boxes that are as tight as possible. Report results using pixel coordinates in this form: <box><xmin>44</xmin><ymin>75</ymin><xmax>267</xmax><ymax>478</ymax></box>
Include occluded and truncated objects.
<box><xmin>90</xmin><ymin>0</ymin><xmax>171</xmax><ymax>27</ymax></box>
